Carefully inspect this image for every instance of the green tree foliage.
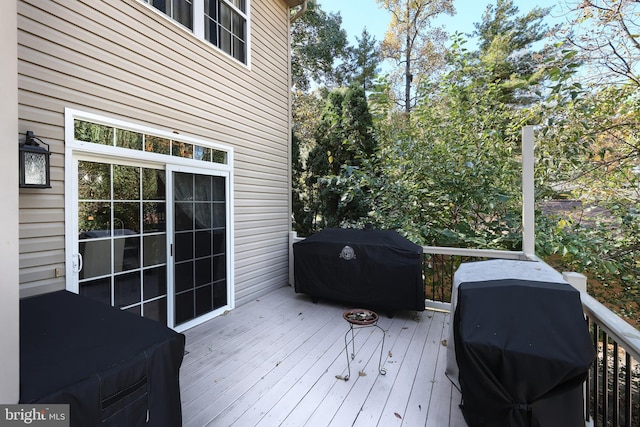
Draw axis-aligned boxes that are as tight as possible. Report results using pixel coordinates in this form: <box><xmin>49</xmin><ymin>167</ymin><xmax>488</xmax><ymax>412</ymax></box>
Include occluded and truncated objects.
<box><xmin>471</xmin><ymin>0</ymin><xmax>558</xmax><ymax>105</ymax></box>
<box><xmin>291</xmin><ymin>91</ymin><xmax>325</xmax><ymax>235</ymax></box>
<box><xmin>290</xmin><ymin>0</ymin><xmax>350</xmax><ymax>90</ymax></box>
<box><xmin>302</xmin><ymin>86</ymin><xmax>378</xmax><ymax>232</ymax></box>
<box><xmin>369</xmin><ymin>37</ymin><xmax>527</xmax><ymax>248</ymax></box>
<box><xmin>348</xmin><ymin>29</ymin><xmax>383</xmax><ymax>92</ymax></box>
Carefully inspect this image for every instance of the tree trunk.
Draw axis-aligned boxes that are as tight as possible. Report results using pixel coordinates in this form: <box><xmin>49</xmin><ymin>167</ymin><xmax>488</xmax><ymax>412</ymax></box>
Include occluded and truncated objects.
<box><xmin>404</xmin><ymin>4</ymin><xmax>412</xmax><ymax>117</ymax></box>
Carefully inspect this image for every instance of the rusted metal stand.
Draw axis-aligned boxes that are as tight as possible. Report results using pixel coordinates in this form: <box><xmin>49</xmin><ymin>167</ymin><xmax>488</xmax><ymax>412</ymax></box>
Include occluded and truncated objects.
<box><xmin>343</xmin><ymin>309</ymin><xmax>386</xmax><ymax>381</ymax></box>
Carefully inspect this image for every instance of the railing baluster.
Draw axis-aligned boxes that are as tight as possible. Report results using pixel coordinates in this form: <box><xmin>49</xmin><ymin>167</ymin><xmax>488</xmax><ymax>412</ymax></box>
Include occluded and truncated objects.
<box><xmin>586</xmin><ymin>315</ymin><xmax>592</xmax><ymax>423</ymax></box>
<box><xmin>603</xmin><ymin>331</ymin><xmax>609</xmax><ymax>426</ymax></box>
<box><xmin>614</xmin><ymin>341</ymin><xmax>619</xmax><ymax>426</ymax></box>
<box><xmin>625</xmin><ymin>352</ymin><xmax>632</xmax><ymax>427</ymax></box>
<box><xmin>594</xmin><ymin>322</ymin><xmax>600</xmax><ymax>425</ymax></box>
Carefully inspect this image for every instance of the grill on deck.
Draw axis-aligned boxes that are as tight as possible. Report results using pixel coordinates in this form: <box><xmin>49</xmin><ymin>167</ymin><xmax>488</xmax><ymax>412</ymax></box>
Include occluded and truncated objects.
<box><xmin>293</xmin><ymin>228</ymin><xmax>424</xmax><ymax>312</ymax></box>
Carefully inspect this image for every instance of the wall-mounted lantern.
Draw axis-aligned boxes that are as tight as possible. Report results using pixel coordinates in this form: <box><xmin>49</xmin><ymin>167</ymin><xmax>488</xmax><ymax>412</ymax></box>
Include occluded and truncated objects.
<box><xmin>19</xmin><ymin>131</ymin><xmax>51</xmax><ymax>188</ymax></box>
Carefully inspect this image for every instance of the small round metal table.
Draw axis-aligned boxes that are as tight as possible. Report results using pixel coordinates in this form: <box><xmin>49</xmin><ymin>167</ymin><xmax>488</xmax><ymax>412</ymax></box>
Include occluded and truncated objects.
<box><xmin>342</xmin><ymin>309</ymin><xmax>386</xmax><ymax>381</ymax></box>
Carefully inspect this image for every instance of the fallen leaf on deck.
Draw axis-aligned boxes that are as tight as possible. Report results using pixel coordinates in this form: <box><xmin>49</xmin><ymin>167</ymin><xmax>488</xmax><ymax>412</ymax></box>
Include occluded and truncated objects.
<box><xmin>394</xmin><ymin>412</ymin><xmax>402</xmax><ymax>419</ymax></box>
<box><xmin>388</xmin><ymin>351</ymin><xmax>393</xmax><ymax>358</ymax></box>
<box><xmin>335</xmin><ymin>375</ymin><xmax>345</xmax><ymax>380</ymax></box>
<box><xmin>359</xmin><ymin>371</ymin><xmax>366</xmax><ymax>377</ymax></box>
<box><xmin>441</xmin><ymin>339</ymin><xmax>447</xmax><ymax>346</ymax></box>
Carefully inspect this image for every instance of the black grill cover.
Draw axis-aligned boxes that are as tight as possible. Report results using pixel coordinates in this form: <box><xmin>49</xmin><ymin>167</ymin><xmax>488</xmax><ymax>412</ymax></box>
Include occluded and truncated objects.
<box><xmin>293</xmin><ymin>228</ymin><xmax>424</xmax><ymax>311</ymax></box>
<box><xmin>454</xmin><ymin>279</ymin><xmax>595</xmax><ymax>427</ymax></box>
<box><xmin>20</xmin><ymin>291</ymin><xmax>185</xmax><ymax>427</ymax></box>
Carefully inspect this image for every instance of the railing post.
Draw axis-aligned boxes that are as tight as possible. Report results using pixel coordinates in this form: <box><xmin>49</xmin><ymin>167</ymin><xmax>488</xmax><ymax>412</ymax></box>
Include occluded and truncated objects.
<box><xmin>522</xmin><ymin>126</ymin><xmax>535</xmax><ymax>258</ymax></box>
<box><xmin>289</xmin><ymin>231</ymin><xmax>297</xmax><ymax>286</ymax></box>
<box><xmin>563</xmin><ymin>271</ymin><xmax>588</xmax><ymax>293</ymax></box>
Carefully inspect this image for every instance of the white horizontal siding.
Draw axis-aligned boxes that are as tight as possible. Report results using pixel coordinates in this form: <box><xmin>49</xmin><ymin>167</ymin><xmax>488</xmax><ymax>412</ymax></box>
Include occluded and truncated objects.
<box><xmin>18</xmin><ymin>0</ymin><xmax>292</xmax><ymax>302</ymax></box>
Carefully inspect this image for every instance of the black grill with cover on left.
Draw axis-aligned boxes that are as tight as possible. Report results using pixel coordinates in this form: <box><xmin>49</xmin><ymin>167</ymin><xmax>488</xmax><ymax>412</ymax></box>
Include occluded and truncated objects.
<box><xmin>293</xmin><ymin>228</ymin><xmax>425</xmax><ymax>312</ymax></box>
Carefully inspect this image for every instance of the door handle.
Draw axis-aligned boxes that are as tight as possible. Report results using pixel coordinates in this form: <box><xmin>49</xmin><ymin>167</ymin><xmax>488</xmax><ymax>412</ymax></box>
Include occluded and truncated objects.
<box><xmin>73</xmin><ymin>252</ymin><xmax>83</xmax><ymax>273</ymax></box>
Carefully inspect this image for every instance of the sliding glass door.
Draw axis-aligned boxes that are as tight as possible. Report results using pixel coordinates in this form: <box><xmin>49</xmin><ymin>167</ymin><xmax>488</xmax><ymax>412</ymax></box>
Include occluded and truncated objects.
<box><xmin>73</xmin><ymin>159</ymin><xmax>230</xmax><ymax>330</ymax></box>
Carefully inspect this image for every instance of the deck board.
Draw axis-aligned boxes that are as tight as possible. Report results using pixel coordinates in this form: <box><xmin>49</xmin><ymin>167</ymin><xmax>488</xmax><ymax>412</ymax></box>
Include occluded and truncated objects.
<box><xmin>180</xmin><ymin>285</ymin><xmax>467</xmax><ymax>427</ymax></box>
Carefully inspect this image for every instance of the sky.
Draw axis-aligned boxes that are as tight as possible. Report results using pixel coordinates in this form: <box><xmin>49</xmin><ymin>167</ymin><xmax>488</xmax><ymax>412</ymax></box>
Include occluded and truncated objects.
<box><xmin>316</xmin><ymin>0</ymin><xmax>569</xmax><ymax>47</ymax></box>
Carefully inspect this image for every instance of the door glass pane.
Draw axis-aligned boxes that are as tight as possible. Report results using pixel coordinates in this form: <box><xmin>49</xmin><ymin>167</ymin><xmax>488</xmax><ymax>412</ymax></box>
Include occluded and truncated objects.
<box><xmin>79</xmin><ymin>240</ymin><xmax>111</xmax><ymax>279</ymax></box>
<box><xmin>173</xmin><ymin>171</ymin><xmax>227</xmax><ymax>326</ymax></box>
<box><xmin>213</xmin><ymin>281</ymin><xmax>227</xmax><ymax>309</ymax></box>
<box><xmin>79</xmin><ymin>277</ymin><xmax>111</xmax><ymax>305</ymax></box>
<box><xmin>175</xmin><ymin>261</ymin><xmax>194</xmax><ymax>293</ymax></box>
<box><xmin>143</xmin><ymin>202</ymin><xmax>166</xmax><ymax>232</ymax></box>
<box><xmin>114</xmin><ymin>236</ymin><xmax>140</xmax><ymax>273</ymax></box>
<box><xmin>144</xmin><ymin>297</ymin><xmax>167</xmax><ymax>324</ymax></box>
<box><xmin>213</xmin><ymin>176</ymin><xmax>225</xmax><ymax>201</ymax></box>
<box><xmin>195</xmin><ymin>230</ymin><xmax>212</xmax><ymax>258</ymax></box>
<box><xmin>175</xmin><ymin>290</ymin><xmax>194</xmax><ymax>325</ymax></box>
<box><xmin>115</xmin><ymin>271</ymin><xmax>141</xmax><ymax>308</ymax></box>
<box><xmin>113</xmin><ymin>165</ymin><xmax>140</xmax><ymax>200</ymax></box>
<box><xmin>142</xmin><ymin>169</ymin><xmax>166</xmax><ymax>200</ymax></box>
<box><xmin>174</xmin><ymin>232</ymin><xmax>193</xmax><ymax>262</ymax></box>
<box><xmin>195</xmin><ymin>285</ymin><xmax>213</xmax><ymax>316</ymax></box>
<box><xmin>143</xmin><ymin>235</ymin><xmax>166</xmax><ymax>267</ymax></box>
<box><xmin>195</xmin><ymin>203</ymin><xmax>212</xmax><ymax>229</ymax></box>
<box><xmin>114</xmin><ymin>202</ymin><xmax>141</xmax><ymax>233</ymax></box>
<box><xmin>144</xmin><ymin>267</ymin><xmax>167</xmax><ymax>299</ymax></box>
<box><xmin>78</xmin><ymin>160</ymin><xmax>168</xmax><ymax>325</ymax></box>
<box><xmin>213</xmin><ymin>203</ymin><xmax>225</xmax><ymax>228</ymax></box>
<box><xmin>175</xmin><ymin>203</ymin><xmax>193</xmax><ymax>230</ymax></box>
<box><xmin>78</xmin><ymin>162</ymin><xmax>110</xmax><ymax>200</ymax></box>
<box><xmin>195</xmin><ymin>258</ymin><xmax>212</xmax><ymax>286</ymax></box>
<box><xmin>79</xmin><ymin>202</ymin><xmax>111</xmax><ymax>235</ymax></box>
<box><xmin>195</xmin><ymin>175</ymin><xmax>211</xmax><ymax>201</ymax></box>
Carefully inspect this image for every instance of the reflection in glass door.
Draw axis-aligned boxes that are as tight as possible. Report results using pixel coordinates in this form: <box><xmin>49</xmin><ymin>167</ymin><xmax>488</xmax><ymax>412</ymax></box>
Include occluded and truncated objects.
<box><xmin>77</xmin><ymin>160</ymin><xmax>168</xmax><ymax>323</ymax></box>
<box><xmin>172</xmin><ymin>172</ymin><xmax>227</xmax><ymax>326</ymax></box>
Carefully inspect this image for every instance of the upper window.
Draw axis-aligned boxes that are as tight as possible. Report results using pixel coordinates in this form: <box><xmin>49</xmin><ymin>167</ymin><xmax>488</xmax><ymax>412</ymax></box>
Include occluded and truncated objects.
<box><xmin>204</xmin><ymin>0</ymin><xmax>246</xmax><ymax>63</ymax></box>
<box><xmin>146</xmin><ymin>0</ymin><xmax>193</xmax><ymax>30</ymax></box>
<box><xmin>144</xmin><ymin>0</ymin><xmax>248</xmax><ymax>64</ymax></box>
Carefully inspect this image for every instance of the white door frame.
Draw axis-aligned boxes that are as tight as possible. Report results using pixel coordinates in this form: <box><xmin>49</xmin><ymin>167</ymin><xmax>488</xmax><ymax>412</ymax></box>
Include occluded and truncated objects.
<box><xmin>64</xmin><ymin>108</ymin><xmax>234</xmax><ymax>331</ymax></box>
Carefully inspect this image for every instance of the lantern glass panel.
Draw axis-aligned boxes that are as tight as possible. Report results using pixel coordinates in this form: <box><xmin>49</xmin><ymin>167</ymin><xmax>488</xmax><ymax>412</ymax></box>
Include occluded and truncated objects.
<box><xmin>24</xmin><ymin>152</ymin><xmax>47</xmax><ymax>186</ymax></box>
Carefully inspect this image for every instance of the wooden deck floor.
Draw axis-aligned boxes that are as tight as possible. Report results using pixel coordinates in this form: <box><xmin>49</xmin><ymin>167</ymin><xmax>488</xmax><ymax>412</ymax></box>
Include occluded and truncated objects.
<box><xmin>180</xmin><ymin>285</ymin><xmax>467</xmax><ymax>427</ymax></box>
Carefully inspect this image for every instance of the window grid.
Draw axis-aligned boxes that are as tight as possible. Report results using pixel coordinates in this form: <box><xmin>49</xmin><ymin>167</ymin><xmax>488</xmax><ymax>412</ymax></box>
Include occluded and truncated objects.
<box><xmin>144</xmin><ymin>0</ymin><xmax>247</xmax><ymax>64</ymax></box>
<box><xmin>74</xmin><ymin>120</ymin><xmax>228</xmax><ymax>165</ymax></box>
<box><xmin>78</xmin><ymin>161</ymin><xmax>169</xmax><ymax>324</ymax></box>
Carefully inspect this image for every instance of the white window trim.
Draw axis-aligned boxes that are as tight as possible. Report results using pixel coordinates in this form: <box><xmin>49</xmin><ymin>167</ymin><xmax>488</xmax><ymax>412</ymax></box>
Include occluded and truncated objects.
<box><xmin>137</xmin><ymin>0</ymin><xmax>251</xmax><ymax>69</ymax></box>
<box><xmin>64</xmin><ymin>108</ymin><xmax>236</xmax><ymax>330</ymax></box>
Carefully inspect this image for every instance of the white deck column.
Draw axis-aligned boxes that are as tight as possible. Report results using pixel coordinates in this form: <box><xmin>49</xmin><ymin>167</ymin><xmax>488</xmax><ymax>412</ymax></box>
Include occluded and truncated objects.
<box><xmin>0</xmin><ymin>0</ymin><xmax>20</xmax><ymax>404</ymax></box>
<box><xmin>522</xmin><ymin>126</ymin><xmax>535</xmax><ymax>257</ymax></box>
<box><xmin>563</xmin><ymin>271</ymin><xmax>588</xmax><ymax>293</ymax></box>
